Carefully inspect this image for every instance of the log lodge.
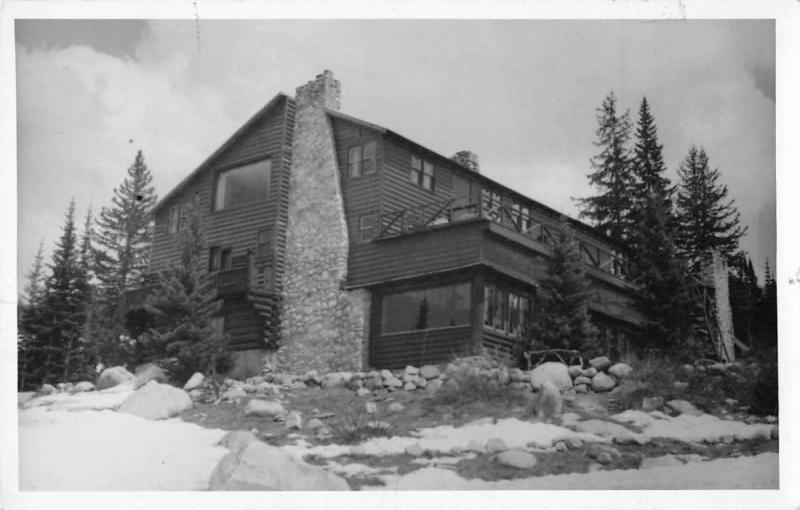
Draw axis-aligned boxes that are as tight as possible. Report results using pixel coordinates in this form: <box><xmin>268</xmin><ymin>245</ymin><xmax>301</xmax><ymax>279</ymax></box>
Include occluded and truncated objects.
<box><xmin>136</xmin><ymin>70</ymin><xmax>645</xmax><ymax>376</ymax></box>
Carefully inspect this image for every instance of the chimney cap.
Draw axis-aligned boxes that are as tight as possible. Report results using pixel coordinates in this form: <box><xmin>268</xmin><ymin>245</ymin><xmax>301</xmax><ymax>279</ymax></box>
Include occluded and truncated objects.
<box><xmin>296</xmin><ymin>70</ymin><xmax>341</xmax><ymax>111</ymax></box>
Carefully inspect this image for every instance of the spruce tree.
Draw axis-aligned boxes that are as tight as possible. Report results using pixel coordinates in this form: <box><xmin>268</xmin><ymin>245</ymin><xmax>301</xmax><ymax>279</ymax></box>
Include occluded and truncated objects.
<box><xmin>578</xmin><ymin>92</ymin><xmax>636</xmax><ymax>245</ymax></box>
<box><xmin>18</xmin><ymin>241</ymin><xmax>46</xmax><ymax>389</ymax></box>
<box><xmin>144</xmin><ymin>202</ymin><xmax>229</xmax><ymax>382</ymax></box>
<box><xmin>631</xmin><ymin>97</ymin><xmax>673</xmax><ymax>204</ymax></box>
<box><xmin>676</xmin><ymin>146</ymin><xmax>747</xmax><ymax>273</ymax></box>
<box><xmin>527</xmin><ymin>219</ymin><xmax>597</xmax><ymax>353</ymax></box>
<box><xmin>630</xmin><ymin>191</ymin><xmax>694</xmax><ymax>352</ymax></box>
<box><xmin>91</xmin><ymin>150</ymin><xmax>157</xmax><ymax>364</ymax></box>
<box><xmin>759</xmin><ymin>259</ymin><xmax>778</xmax><ymax>350</ymax></box>
<box><xmin>23</xmin><ymin>200</ymin><xmax>92</xmax><ymax>386</ymax></box>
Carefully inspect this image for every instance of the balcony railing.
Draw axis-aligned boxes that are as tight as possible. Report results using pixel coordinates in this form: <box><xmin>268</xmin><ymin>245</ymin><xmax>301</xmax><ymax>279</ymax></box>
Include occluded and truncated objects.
<box><xmin>215</xmin><ymin>267</ymin><xmax>250</xmax><ymax>295</ymax></box>
<box><xmin>377</xmin><ymin>194</ymin><xmax>631</xmax><ymax>281</ymax></box>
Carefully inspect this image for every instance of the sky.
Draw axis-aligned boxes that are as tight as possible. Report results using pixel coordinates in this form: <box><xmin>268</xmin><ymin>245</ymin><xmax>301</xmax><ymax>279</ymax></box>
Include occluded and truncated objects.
<box><xmin>14</xmin><ymin>19</ymin><xmax>776</xmax><ymax>293</ymax></box>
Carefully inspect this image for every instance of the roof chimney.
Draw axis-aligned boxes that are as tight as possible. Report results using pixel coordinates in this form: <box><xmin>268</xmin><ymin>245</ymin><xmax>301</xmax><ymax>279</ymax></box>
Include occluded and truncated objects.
<box><xmin>451</xmin><ymin>150</ymin><xmax>480</xmax><ymax>173</ymax></box>
<box><xmin>295</xmin><ymin>70</ymin><xmax>341</xmax><ymax>111</ymax></box>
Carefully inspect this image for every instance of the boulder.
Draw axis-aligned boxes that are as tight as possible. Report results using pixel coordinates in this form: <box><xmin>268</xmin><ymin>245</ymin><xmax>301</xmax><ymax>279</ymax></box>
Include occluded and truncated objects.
<box><xmin>707</xmin><ymin>363</ymin><xmax>728</xmax><ymax>375</ymax></box>
<box><xmin>253</xmin><ymin>381</ymin><xmax>279</xmax><ymax>395</ymax></box>
<box><xmin>69</xmin><ymin>381</ymin><xmax>95</xmax><ymax>394</ymax></box>
<box><xmin>303</xmin><ymin>370</ymin><xmax>321</xmax><ymax>386</ymax></box>
<box><xmin>403</xmin><ymin>382</ymin><xmax>416</xmax><ymax>391</ymax></box>
<box><xmin>133</xmin><ymin>363</ymin><xmax>169</xmax><ymax>388</ymax></box>
<box><xmin>363</xmin><ymin>376</ymin><xmax>383</xmax><ymax>391</ymax></box>
<box><xmin>426</xmin><ymin>379</ymin><xmax>443</xmax><ymax>393</ymax></box>
<box><xmin>118</xmin><ymin>381</ymin><xmax>192</xmax><ymax>420</ymax></box>
<box><xmin>401</xmin><ymin>372</ymin><xmax>416</xmax><ymax>383</ymax></box>
<box><xmin>554</xmin><ymin>441</ymin><xmax>568</xmax><ymax>452</ymax></box>
<box><xmin>420</xmin><ymin>365</ymin><xmax>441</xmax><ymax>379</ymax></box>
<box><xmin>608</xmin><ymin>363</ymin><xmax>633</xmax><ymax>380</ymax></box>
<box><xmin>590</xmin><ymin>372</ymin><xmax>616</xmax><ymax>392</ymax></box>
<box><xmin>496</xmin><ymin>450</ymin><xmax>537</xmax><ymax>469</ymax></box>
<box><xmin>220</xmin><ymin>387</ymin><xmax>248</xmax><ymax>402</ymax></box>
<box><xmin>574</xmin><ymin>376</ymin><xmax>592</xmax><ymax>386</ymax></box>
<box><xmin>485</xmin><ymin>438</ymin><xmax>508</xmax><ymax>453</ymax></box>
<box><xmin>209</xmin><ymin>439</ymin><xmax>349</xmax><ymax>490</ymax></box>
<box><xmin>18</xmin><ymin>392</ymin><xmax>36</xmax><ymax>408</ymax></box>
<box><xmin>565</xmin><ymin>437</ymin><xmax>583</xmax><ymax>449</ymax></box>
<box><xmin>244</xmin><ymin>399</ymin><xmax>286</xmax><ymax>418</ymax></box>
<box><xmin>641</xmin><ymin>396</ymin><xmax>665</xmax><ymax>412</ymax></box>
<box><xmin>414</xmin><ymin>376</ymin><xmax>428</xmax><ymax>389</ymax></box>
<box><xmin>183</xmin><ymin>372</ymin><xmax>204</xmax><ymax>391</ymax></box>
<box><xmin>218</xmin><ymin>430</ymin><xmax>258</xmax><ymax>451</ymax></box>
<box><xmin>404</xmin><ymin>365</ymin><xmax>420</xmax><ymax>377</ymax></box>
<box><xmin>529</xmin><ymin>362</ymin><xmax>572</xmax><ymax>391</ymax></box>
<box><xmin>39</xmin><ymin>383</ymin><xmax>57</xmax><ymax>395</ymax></box>
<box><xmin>567</xmin><ymin>365</ymin><xmax>583</xmax><ymax>378</ymax></box>
<box><xmin>379</xmin><ymin>369</ymin><xmax>394</xmax><ymax>380</ymax></box>
<box><xmin>574</xmin><ymin>384</ymin><xmax>588</xmax><ymax>394</ymax></box>
<box><xmin>509</xmin><ymin>368</ymin><xmax>528</xmax><ymax>382</ymax></box>
<box><xmin>466</xmin><ymin>439</ymin><xmax>485</xmax><ymax>453</ymax></box>
<box><xmin>673</xmin><ymin>381</ymin><xmax>689</xmax><ymax>391</ymax></box>
<box><xmin>588</xmin><ymin>443</ymin><xmax>621</xmax><ymax>463</ymax></box>
<box><xmin>497</xmin><ymin>368</ymin><xmax>510</xmax><ymax>386</ymax></box>
<box><xmin>588</xmin><ymin>356</ymin><xmax>611</xmax><ymax>372</ymax></box>
<box><xmin>307</xmin><ymin>418</ymin><xmax>326</xmax><ymax>431</ymax></box>
<box><xmin>573</xmin><ymin>419</ymin><xmax>640</xmax><ymax>444</ymax></box>
<box><xmin>665</xmin><ymin>399</ymin><xmax>703</xmax><ymax>416</ymax></box>
<box><xmin>405</xmin><ymin>443</ymin><xmax>424</xmax><ymax>457</ymax></box>
<box><xmin>387</xmin><ymin>402</ymin><xmax>405</xmax><ymax>413</ymax></box>
<box><xmin>321</xmin><ymin>372</ymin><xmax>352</xmax><ymax>389</ymax></box>
<box><xmin>384</xmin><ymin>377</ymin><xmax>403</xmax><ymax>389</ymax></box>
<box><xmin>96</xmin><ymin>366</ymin><xmax>134</xmax><ymax>390</ymax></box>
<box><xmin>285</xmin><ymin>412</ymin><xmax>302</xmax><ymax>430</ymax></box>
<box><xmin>355</xmin><ymin>387</ymin><xmax>371</xmax><ymax>397</ymax></box>
<box><xmin>581</xmin><ymin>367</ymin><xmax>598</xmax><ymax>378</ymax></box>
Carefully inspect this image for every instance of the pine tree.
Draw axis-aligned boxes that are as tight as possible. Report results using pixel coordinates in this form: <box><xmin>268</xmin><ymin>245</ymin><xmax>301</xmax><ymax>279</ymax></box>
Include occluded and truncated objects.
<box><xmin>94</xmin><ymin>150</ymin><xmax>157</xmax><ymax>307</ymax></box>
<box><xmin>630</xmin><ymin>191</ymin><xmax>694</xmax><ymax>352</ymax></box>
<box><xmin>18</xmin><ymin>241</ymin><xmax>46</xmax><ymax>389</ymax></box>
<box><xmin>578</xmin><ymin>92</ymin><xmax>636</xmax><ymax>245</ymax></box>
<box><xmin>91</xmin><ymin>150</ymin><xmax>157</xmax><ymax>364</ymax></box>
<box><xmin>527</xmin><ymin>219</ymin><xmax>597</xmax><ymax>353</ymax></box>
<box><xmin>23</xmin><ymin>200</ymin><xmax>92</xmax><ymax>386</ymax></box>
<box><xmin>144</xmin><ymin>202</ymin><xmax>229</xmax><ymax>382</ymax></box>
<box><xmin>676</xmin><ymin>146</ymin><xmax>747</xmax><ymax>273</ymax></box>
<box><xmin>631</xmin><ymin>97</ymin><xmax>673</xmax><ymax>204</ymax></box>
<box><xmin>759</xmin><ymin>259</ymin><xmax>778</xmax><ymax>351</ymax></box>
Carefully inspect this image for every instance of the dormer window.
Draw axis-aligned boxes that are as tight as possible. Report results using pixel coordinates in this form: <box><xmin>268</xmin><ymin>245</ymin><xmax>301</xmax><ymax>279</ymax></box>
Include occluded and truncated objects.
<box><xmin>348</xmin><ymin>141</ymin><xmax>376</xmax><ymax>177</ymax></box>
<box><xmin>214</xmin><ymin>159</ymin><xmax>271</xmax><ymax>211</ymax></box>
<box><xmin>410</xmin><ymin>156</ymin><xmax>434</xmax><ymax>191</ymax></box>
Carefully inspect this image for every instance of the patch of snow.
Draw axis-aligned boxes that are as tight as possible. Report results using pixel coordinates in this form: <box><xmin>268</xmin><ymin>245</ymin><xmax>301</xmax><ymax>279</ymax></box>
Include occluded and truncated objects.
<box><xmin>324</xmin><ymin>460</ymin><xmax>397</xmax><ymax>477</ymax></box>
<box><xmin>286</xmin><ymin>418</ymin><xmax>605</xmax><ymax>458</ymax></box>
<box><xmin>19</xmin><ymin>408</ymin><xmax>227</xmax><ymax>490</ymax></box>
<box><xmin>410</xmin><ymin>454</ymin><xmax>477</xmax><ymax>465</ymax></box>
<box><xmin>23</xmin><ymin>383</ymin><xmax>135</xmax><ymax>412</ymax></box>
<box><xmin>610</xmin><ymin>410</ymin><xmax>773</xmax><ymax>443</ymax></box>
<box><xmin>370</xmin><ymin>453</ymin><xmax>778</xmax><ymax>490</ymax></box>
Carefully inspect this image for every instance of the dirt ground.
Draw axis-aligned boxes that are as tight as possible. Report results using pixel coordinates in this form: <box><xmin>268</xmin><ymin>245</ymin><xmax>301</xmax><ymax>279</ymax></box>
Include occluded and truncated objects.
<box><xmin>178</xmin><ymin>384</ymin><xmax>778</xmax><ymax>488</ymax></box>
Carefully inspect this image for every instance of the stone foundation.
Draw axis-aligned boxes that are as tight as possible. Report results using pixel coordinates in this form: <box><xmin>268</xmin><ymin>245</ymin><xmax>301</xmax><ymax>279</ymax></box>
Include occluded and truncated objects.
<box><xmin>277</xmin><ymin>71</ymin><xmax>370</xmax><ymax>373</ymax></box>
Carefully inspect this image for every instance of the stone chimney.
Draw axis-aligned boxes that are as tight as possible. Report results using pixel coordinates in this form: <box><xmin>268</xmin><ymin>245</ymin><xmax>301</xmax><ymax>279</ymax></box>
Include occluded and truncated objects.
<box><xmin>295</xmin><ymin>69</ymin><xmax>341</xmax><ymax>111</ymax></box>
<box><xmin>452</xmin><ymin>150</ymin><xmax>480</xmax><ymax>173</ymax></box>
<box><xmin>279</xmin><ymin>71</ymin><xmax>370</xmax><ymax>373</ymax></box>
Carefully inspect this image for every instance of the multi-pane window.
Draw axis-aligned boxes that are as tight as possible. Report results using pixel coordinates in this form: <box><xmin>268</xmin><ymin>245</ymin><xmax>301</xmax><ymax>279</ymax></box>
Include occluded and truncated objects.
<box><xmin>348</xmin><ymin>141</ymin><xmax>377</xmax><ymax>177</ymax></box>
<box><xmin>483</xmin><ymin>282</ymin><xmax>534</xmax><ymax>337</ymax></box>
<box><xmin>214</xmin><ymin>159</ymin><xmax>271</xmax><ymax>210</ymax></box>
<box><xmin>167</xmin><ymin>205</ymin><xmax>180</xmax><ymax>234</ymax></box>
<box><xmin>360</xmin><ymin>214</ymin><xmax>380</xmax><ymax>241</ymax></box>
<box><xmin>381</xmin><ymin>283</ymin><xmax>470</xmax><ymax>334</ymax></box>
<box><xmin>410</xmin><ymin>156</ymin><xmax>434</xmax><ymax>190</ymax></box>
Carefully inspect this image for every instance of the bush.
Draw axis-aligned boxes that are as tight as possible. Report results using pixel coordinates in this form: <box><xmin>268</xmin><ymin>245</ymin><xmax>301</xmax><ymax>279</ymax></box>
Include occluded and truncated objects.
<box><xmin>428</xmin><ymin>353</ymin><xmax>528</xmax><ymax>407</ymax></box>
<box><xmin>333</xmin><ymin>413</ymin><xmax>393</xmax><ymax>444</ymax></box>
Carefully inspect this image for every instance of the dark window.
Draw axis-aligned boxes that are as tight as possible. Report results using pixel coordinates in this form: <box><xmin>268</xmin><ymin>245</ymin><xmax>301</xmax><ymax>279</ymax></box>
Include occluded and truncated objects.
<box><xmin>209</xmin><ymin>246</ymin><xmax>220</xmax><ymax>271</ymax></box>
<box><xmin>257</xmin><ymin>228</ymin><xmax>271</xmax><ymax>258</ymax></box>
<box><xmin>382</xmin><ymin>283</ymin><xmax>470</xmax><ymax>334</ymax></box>
<box><xmin>483</xmin><ymin>281</ymin><xmax>534</xmax><ymax>337</ymax></box>
<box><xmin>410</xmin><ymin>156</ymin><xmax>434</xmax><ymax>191</ymax></box>
<box><xmin>360</xmin><ymin>214</ymin><xmax>380</xmax><ymax>241</ymax></box>
<box><xmin>220</xmin><ymin>248</ymin><xmax>232</xmax><ymax>270</ymax></box>
<box><xmin>214</xmin><ymin>159</ymin><xmax>271</xmax><ymax>210</ymax></box>
<box><xmin>179</xmin><ymin>202</ymin><xmax>191</xmax><ymax>231</ymax></box>
<box><xmin>348</xmin><ymin>141</ymin><xmax>376</xmax><ymax>178</ymax></box>
<box><xmin>168</xmin><ymin>205</ymin><xmax>180</xmax><ymax>234</ymax></box>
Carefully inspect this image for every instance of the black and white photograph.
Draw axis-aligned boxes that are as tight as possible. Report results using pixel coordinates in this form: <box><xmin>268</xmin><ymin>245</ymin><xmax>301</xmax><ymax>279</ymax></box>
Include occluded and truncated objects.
<box><xmin>1</xmin><ymin>1</ymin><xmax>798</xmax><ymax>508</ymax></box>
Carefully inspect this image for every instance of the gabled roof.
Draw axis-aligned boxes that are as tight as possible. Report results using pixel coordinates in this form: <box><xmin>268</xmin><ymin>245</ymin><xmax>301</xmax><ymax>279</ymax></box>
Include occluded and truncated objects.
<box><xmin>152</xmin><ymin>93</ymin><xmax>290</xmax><ymax>214</ymax></box>
<box><xmin>327</xmin><ymin>109</ymin><xmax>624</xmax><ymax>250</ymax></box>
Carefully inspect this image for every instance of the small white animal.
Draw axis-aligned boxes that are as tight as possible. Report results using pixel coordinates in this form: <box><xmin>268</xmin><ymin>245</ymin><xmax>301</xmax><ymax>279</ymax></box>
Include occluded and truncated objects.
<box><xmin>533</xmin><ymin>380</ymin><xmax>563</xmax><ymax>421</ymax></box>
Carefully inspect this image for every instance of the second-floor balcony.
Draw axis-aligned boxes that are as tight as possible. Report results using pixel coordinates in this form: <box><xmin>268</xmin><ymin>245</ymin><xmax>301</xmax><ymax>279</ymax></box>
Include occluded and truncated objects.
<box><xmin>376</xmin><ymin>194</ymin><xmax>632</xmax><ymax>282</ymax></box>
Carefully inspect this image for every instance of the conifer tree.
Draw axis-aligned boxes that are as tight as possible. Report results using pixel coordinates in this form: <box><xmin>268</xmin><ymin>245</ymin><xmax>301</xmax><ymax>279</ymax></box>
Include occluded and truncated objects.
<box><xmin>759</xmin><ymin>259</ymin><xmax>778</xmax><ymax>350</ymax></box>
<box><xmin>18</xmin><ymin>240</ymin><xmax>46</xmax><ymax>389</ymax></box>
<box><xmin>676</xmin><ymin>146</ymin><xmax>747</xmax><ymax>273</ymax></box>
<box><xmin>578</xmin><ymin>92</ymin><xmax>636</xmax><ymax>245</ymax></box>
<box><xmin>631</xmin><ymin>191</ymin><xmax>694</xmax><ymax>351</ymax></box>
<box><xmin>22</xmin><ymin>200</ymin><xmax>92</xmax><ymax>386</ymax></box>
<box><xmin>144</xmin><ymin>202</ymin><xmax>229</xmax><ymax>382</ymax></box>
<box><xmin>631</xmin><ymin>97</ymin><xmax>673</xmax><ymax>205</ymax></box>
<box><xmin>527</xmin><ymin>219</ymin><xmax>597</xmax><ymax>352</ymax></box>
<box><xmin>90</xmin><ymin>150</ymin><xmax>157</xmax><ymax>364</ymax></box>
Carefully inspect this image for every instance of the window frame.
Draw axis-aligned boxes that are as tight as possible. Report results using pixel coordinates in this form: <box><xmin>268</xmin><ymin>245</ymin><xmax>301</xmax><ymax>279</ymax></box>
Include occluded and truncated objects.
<box><xmin>167</xmin><ymin>205</ymin><xmax>180</xmax><ymax>234</ymax></box>
<box><xmin>409</xmin><ymin>155</ymin><xmax>435</xmax><ymax>191</ymax></box>
<box><xmin>380</xmin><ymin>282</ymin><xmax>471</xmax><ymax>335</ymax></box>
<box><xmin>213</xmin><ymin>159</ymin><xmax>272</xmax><ymax>212</ymax></box>
<box><xmin>483</xmin><ymin>281</ymin><xmax>534</xmax><ymax>338</ymax></box>
<box><xmin>348</xmin><ymin>141</ymin><xmax>377</xmax><ymax>178</ymax></box>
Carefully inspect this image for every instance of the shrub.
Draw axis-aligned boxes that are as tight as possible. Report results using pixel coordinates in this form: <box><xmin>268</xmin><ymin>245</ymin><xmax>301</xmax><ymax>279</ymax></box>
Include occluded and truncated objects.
<box><xmin>428</xmin><ymin>353</ymin><xmax>529</xmax><ymax>407</ymax></box>
<box><xmin>333</xmin><ymin>413</ymin><xmax>394</xmax><ymax>444</ymax></box>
